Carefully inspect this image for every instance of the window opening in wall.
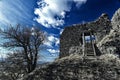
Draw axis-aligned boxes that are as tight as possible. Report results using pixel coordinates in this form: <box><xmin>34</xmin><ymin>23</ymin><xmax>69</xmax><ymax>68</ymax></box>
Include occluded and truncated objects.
<box><xmin>85</xmin><ymin>35</ymin><xmax>96</xmax><ymax>43</ymax></box>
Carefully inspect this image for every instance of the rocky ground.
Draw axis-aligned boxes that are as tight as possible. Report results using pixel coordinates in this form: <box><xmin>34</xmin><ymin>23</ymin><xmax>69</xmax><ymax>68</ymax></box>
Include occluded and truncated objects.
<box><xmin>19</xmin><ymin>54</ymin><xmax>120</xmax><ymax>80</ymax></box>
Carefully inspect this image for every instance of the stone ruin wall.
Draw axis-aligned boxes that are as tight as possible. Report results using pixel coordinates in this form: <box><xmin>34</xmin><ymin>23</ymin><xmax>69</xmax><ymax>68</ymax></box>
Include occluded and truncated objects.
<box><xmin>60</xmin><ymin>14</ymin><xmax>112</xmax><ymax>58</ymax></box>
<box><xmin>97</xmin><ymin>8</ymin><xmax>120</xmax><ymax>57</ymax></box>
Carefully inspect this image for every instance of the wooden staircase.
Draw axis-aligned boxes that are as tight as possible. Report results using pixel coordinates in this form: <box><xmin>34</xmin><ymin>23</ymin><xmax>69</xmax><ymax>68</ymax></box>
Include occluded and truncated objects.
<box><xmin>85</xmin><ymin>42</ymin><xmax>96</xmax><ymax>56</ymax></box>
<box><xmin>82</xmin><ymin>31</ymin><xmax>96</xmax><ymax>57</ymax></box>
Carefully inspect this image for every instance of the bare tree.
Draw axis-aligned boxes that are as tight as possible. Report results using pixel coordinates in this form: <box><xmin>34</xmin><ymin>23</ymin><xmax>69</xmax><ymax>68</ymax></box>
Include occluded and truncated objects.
<box><xmin>0</xmin><ymin>25</ymin><xmax>45</xmax><ymax>74</ymax></box>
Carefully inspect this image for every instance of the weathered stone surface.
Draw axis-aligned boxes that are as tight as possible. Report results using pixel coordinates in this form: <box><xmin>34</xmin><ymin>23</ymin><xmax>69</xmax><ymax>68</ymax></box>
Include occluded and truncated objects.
<box><xmin>112</xmin><ymin>8</ymin><xmax>120</xmax><ymax>31</ymax></box>
<box><xmin>60</xmin><ymin>13</ymin><xmax>112</xmax><ymax>58</ymax></box>
<box><xmin>69</xmin><ymin>46</ymin><xmax>82</xmax><ymax>55</ymax></box>
<box><xmin>97</xmin><ymin>8</ymin><xmax>120</xmax><ymax>56</ymax></box>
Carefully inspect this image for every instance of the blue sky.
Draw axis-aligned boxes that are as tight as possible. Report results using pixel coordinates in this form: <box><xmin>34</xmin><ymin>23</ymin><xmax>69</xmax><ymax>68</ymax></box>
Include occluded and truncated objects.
<box><xmin>0</xmin><ymin>0</ymin><xmax>120</xmax><ymax>62</ymax></box>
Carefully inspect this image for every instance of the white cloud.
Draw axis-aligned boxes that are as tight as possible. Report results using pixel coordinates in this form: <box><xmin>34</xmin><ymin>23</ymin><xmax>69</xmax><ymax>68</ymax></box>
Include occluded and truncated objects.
<box><xmin>44</xmin><ymin>34</ymin><xmax>60</xmax><ymax>47</ymax></box>
<box><xmin>48</xmin><ymin>35</ymin><xmax>56</xmax><ymax>42</ymax></box>
<box><xmin>74</xmin><ymin>0</ymin><xmax>87</xmax><ymax>8</ymax></box>
<box><xmin>48</xmin><ymin>35</ymin><xmax>60</xmax><ymax>46</ymax></box>
<box><xmin>47</xmin><ymin>49</ymin><xmax>59</xmax><ymax>54</ymax></box>
<box><xmin>60</xmin><ymin>29</ymin><xmax>64</xmax><ymax>35</ymax></box>
<box><xmin>44</xmin><ymin>41</ymin><xmax>53</xmax><ymax>47</ymax></box>
<box><xmin>0</xmin><ymin>0</ymin><xmax>34</xmax><ymax>27</ymax></box>
<box><xmin>34</xmin><ymin>0</ymin><xmax>87</xmax><ymax>28</ymax></box>
<box><xmin>55</xmin><ymin>38</ymin><xmax>59</xmax><ymax>46</ymax></box>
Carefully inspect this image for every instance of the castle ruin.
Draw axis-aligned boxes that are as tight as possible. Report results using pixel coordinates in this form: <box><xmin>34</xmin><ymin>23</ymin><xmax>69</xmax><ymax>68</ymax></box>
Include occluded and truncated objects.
<box><xmin>60</xmin><ymin>13</ymin><xmax>112</xmax><ymax>58</ymax></box>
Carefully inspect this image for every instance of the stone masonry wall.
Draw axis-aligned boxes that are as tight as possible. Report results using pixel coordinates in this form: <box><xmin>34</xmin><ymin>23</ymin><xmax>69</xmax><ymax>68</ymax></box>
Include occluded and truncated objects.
<box><xmin>60</xmin><ymin>13</ymin><xmax>112</xmax><ymax>58</ymax></box>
